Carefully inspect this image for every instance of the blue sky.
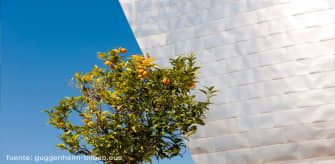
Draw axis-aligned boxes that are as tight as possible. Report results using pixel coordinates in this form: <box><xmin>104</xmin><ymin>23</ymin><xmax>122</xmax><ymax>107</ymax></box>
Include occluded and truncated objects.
<box><xmin>0</xmin><ymin>0</ymin><xmax>193</xmax><ymax>163</ymax></box>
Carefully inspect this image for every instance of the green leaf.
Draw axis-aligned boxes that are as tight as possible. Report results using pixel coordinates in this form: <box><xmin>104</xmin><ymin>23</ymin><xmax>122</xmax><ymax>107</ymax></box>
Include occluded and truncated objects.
<box><xmin>73</xmin><ymin>134</ymin><xmax>80</xmax><ymax>141</ymax></box>
<box><xmin>97</xmin><ymin>52</ymin><xmax>107</xmax><ymax>59</ymax></box>
<box><xmin>56</xmin><ymin>144</ymin><xmax>67</xmax><ymax>150</ymax></box>
<box><xmin>199</xmin><ymin>89</ymin><xmax>207</xmax><ymax>95</ymax></box>
<box><xmin>131</xmin><ymin>126</ymin><xmax>137</xmax><ymax>132</ymax></box>
<box><xmin>42</xmin><ymin>110</ymin><xmax>50</xmax><ymax>114</ymax></box>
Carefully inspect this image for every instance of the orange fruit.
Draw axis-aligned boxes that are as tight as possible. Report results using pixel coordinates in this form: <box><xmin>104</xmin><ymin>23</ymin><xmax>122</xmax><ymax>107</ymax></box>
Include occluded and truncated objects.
<box><xmin>104</xmin><ymin>61</ymin><xmax>111</xmax><ymax>66</ymax></box>
<box><xmin>142</xmin><ymin>71</ymin><xmax>148</xmax><ymax>76</ymax></box>
<box><xmin>154</xmin><ymin>108</ymin><xmax>160</xmax><ymax>112</ymax></box>
<box><xmin>143</xmin><ymin>59</ymin><xmax>150</xmax><ymax>64</ymax></box>
<box><xmin>110</xmin><ymin>65</ymin><xmax>115</xmax><ymax>70</ymax></box>
<box><xmin>138</xmin><ymin>69</ymin><xmax>144</xmax><ymax>74</ymax></box>
<box><xmin>188</xmin><ymin>83</ymin><xmax>195</xmax><ymax>89</ymax></box>
<box><xmin>162</xmin><ymin>78</ymin><xmax>170</xmax><ymax>85</ymax></box>
<box><xmin>138</xmin><ymin>75</ymin><xmax>143</xmax><ymax>78</ymax></box>
<box><xmin>120</xmin><ymin>48</ymin><xmax>127</xmax><ymax>54</ymax></box>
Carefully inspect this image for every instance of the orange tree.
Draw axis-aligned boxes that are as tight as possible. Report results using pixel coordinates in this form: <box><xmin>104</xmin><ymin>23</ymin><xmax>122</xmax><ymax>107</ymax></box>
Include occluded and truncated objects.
<box><xmin>44</xmin><ymin>48</ymin><xmax>217</xmax><ymax>164</ymax></box>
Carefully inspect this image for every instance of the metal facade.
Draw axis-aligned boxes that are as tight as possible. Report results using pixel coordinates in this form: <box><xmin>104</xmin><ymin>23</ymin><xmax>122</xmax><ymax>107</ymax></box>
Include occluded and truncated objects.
<box><xmin>119</xmin><ymin>0</ymin><xmax>335</xmax><ymax>163</ymax></box>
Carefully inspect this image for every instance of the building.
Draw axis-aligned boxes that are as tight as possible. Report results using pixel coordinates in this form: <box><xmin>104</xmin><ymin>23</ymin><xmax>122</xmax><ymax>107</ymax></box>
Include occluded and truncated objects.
<box><xmin>119</xmin><ymin>0</ymin><xmax>335</xmax><ymax>163</ymax></box>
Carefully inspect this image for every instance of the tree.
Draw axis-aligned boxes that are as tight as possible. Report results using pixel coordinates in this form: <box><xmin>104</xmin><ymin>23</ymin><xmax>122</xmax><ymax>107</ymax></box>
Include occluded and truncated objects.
<box><xmin>44</xmin><ymin>48</ymin><xmax>217</xmax><ymax>164</ymax></box>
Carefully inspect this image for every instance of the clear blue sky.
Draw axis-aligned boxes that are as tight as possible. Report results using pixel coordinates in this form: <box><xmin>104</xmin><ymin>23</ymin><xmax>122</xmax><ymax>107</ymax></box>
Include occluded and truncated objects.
<box><xmin>0</xmin><ymin>0</ymin><xmax>194</xmax><ymax>163</ymax></box>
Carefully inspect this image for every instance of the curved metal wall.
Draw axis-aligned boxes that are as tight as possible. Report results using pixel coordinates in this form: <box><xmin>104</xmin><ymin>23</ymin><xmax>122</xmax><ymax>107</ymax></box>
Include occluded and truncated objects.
<box><xmin>119</xmin><ymin>0</ymin><xmax>335</xmax><ymax>163</ymax></box>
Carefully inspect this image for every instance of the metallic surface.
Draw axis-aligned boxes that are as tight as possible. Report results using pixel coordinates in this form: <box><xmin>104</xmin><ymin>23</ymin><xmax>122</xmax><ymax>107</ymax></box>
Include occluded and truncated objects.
<box><xmin>119</xmin><ymin>0</ymin><xmax>335</xmax><ymax>163</ymax></box>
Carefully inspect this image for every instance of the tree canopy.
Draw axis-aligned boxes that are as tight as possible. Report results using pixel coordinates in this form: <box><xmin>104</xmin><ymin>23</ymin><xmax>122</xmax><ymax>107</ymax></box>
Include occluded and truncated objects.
<box><xmin>44</xmin><ymin>48</ymin><xmax>217</xmax><ymax>164</ymax></box>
